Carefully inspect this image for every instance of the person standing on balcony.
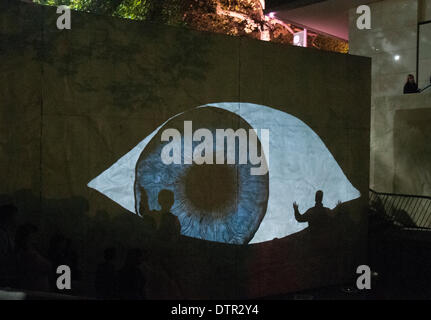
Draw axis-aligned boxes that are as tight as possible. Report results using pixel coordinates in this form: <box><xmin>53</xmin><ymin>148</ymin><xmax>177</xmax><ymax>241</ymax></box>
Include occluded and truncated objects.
<box><xmin>403</xmin><ymin>74</ymin><xmax>420</xmax><ymax>94</ymax></box>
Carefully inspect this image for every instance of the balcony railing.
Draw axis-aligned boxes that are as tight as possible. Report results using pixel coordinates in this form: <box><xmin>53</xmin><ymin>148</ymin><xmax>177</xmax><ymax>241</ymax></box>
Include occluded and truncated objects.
<box><xmin>369</xmin><ymin>189</ymin><xmax>431</xmax><ymax>229</ymax></box>
<box><xmin>421</xmin><ymin>83</ymin><xmax>431</xmax><ymax>93</ymax></box>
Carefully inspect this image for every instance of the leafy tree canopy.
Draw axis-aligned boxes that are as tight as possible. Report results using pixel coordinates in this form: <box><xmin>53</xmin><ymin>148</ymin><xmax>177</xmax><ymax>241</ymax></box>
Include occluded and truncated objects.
<box><xmin>33</xmin><ymin>0</ymin><xmax>348</xmax><ymax>53</ymax></box>
<box><xmin>34</xmin><ymin>0</ymin><xmax>186</xmax><ymax>24</ymax></box>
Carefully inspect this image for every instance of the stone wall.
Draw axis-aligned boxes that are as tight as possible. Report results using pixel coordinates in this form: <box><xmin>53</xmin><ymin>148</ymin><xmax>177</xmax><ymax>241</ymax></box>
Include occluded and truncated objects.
<box><xmin>371</xmin><ymin>91</ymin><xmax>431</xmax><ymax>196</ymax></box>
<box><xmin>349</xmin><ymin>0</ymin><xmax>431</xmax><ymax>196</ymax></box>
<box><xmin>1</xmin><ymin>1</ymin><xmax>370</xmax><ymax>298</ymax></box>
<box><xmin>349</xmin><ymin>0</ymin><xmax>418</xmax><ymax>98</ymax></box>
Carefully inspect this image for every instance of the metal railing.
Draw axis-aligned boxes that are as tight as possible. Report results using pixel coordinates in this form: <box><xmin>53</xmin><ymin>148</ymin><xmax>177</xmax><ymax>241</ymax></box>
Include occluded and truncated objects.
<box><xmin>420</xmin><ymin>83</ymin><xmax>431</xmax><ymax>93</ymax></box>
<box><xmin>369</xmin><ymin>189</ymin><xmax>431</xmax><ymax>229</ymax></box>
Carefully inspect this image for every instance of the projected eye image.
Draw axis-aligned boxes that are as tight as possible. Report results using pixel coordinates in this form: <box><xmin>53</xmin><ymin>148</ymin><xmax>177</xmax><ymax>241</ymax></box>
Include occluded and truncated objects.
<box><xmin>135</xmin><ymin>108</ymin><xmax>269</xmax><ymax>244</ymax></box>
<box><xmin>88</xmin><ymin>103</ymin><xmax>360</xmax><ymax>244</ymax></box>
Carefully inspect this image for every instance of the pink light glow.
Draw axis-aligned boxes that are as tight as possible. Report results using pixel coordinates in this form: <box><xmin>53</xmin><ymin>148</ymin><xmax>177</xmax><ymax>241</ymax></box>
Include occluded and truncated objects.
<box><xmin>304</xmin><ymin>28</ymin><xmax>307</xmax><ymax>48</ymax></box>
<box><xmin>215</xmin><ymin>2</ymin><xmax>294</xmax><ymax>41</ymax></box>
<box><xmin>293</xmin><ymin>29</ymin><xmax>308</xmax><ymax>47</ymax></box>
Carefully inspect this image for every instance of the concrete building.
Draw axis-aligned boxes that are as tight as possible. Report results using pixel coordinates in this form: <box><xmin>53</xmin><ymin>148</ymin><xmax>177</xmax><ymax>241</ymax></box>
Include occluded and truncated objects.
<box><xmin>271</xmin><ymin>0</ymin><xmax>431</xmax><ymax>197</ymax></box>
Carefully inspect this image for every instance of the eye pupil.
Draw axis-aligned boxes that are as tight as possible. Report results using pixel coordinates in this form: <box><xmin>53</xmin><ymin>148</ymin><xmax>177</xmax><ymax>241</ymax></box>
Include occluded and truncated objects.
<box><xmin>184</xmin><ymin>164</ymin><xmax>238</xmax><ymax>217</ymax></box>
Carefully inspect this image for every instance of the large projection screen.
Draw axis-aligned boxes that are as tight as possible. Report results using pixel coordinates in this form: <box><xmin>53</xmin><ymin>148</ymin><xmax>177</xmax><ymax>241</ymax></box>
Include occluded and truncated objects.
<box><xmin>0</xmin><ymin>1</ymin><xmax>370</xmax><ymax>299</ymax></box>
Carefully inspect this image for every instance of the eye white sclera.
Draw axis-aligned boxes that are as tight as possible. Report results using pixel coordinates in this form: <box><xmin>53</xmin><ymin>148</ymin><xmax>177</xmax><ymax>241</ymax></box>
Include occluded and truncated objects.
<box><xmin>87</xmin><ymin>102</ymin><xmax>360</xmax><ymax>244</ymax></box>
<box><xmin>204</xmin><ymin>103</ymin><xmax>360</xmax><ymax>243</ymax></box>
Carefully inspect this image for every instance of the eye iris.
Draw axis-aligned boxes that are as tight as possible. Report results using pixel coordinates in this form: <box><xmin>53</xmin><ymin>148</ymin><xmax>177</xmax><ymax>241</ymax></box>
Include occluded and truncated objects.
<box><xmin>134</xmin><ymin>107</ymin><xmax>269</xmax><ymax>244</ymax></box>
<box><xmin>184</xmin><ymin>164</ymin><xmax>238</xmax><ymax>217</ymax></box>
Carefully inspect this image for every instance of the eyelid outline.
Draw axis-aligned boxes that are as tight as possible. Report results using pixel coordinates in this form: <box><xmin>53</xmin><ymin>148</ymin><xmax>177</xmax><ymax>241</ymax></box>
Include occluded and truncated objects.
<box><xmin>204</xmin><ymin>103</ymin><xmax>360</xmax><ymax>243</ymax></box>
<box><xmin>88</xmin><ymin>109</ymin><xmax>186</xmax><ymax>212</ymax></box>
<box><xmin>87</xmin><ymin>102</ymin><xmax>360</xmax><ymax>244</ymax></box>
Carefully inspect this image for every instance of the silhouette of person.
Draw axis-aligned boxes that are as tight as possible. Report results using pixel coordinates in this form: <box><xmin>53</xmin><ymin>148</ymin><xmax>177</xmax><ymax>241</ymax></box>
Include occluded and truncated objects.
<box><xmin>293</xmin><ymin>190</ymin><xmax>341</xmax><ymax>232</ymax></box>
<box><xmin>403</xmin><ymin>74</ymin><xmax>420</xmax><ymax>94</ymax></box>
<box><xmin>64</xmin><ymin>238</ymin><xmax>81</xmax><ymax>282</ymax></box>
<box><xmin>393</xmin><ymin>209</ymin><xmax>416</xmax><ymax>228</ymax></box>
<box><xmin>47</xmin><ymin>234</ymin><xmax>81</xmax><ymax>293</ymax></box>
<box><xmin>155</xmin><ymin>190</ymin><xmax>181</xmax><ymax>241</ymax></box>
<box><xmin>0</xmin><ymin>204</ymin><xmax>17</xmax><ymax>287</ymax></box>
<box><xmin>137</xmin><ymin>187</ymin><xmax>156</xmax><ymax>229</ymax></box>
<box><xmin>95</xmin><ymin>247</ymin><xmax>118</xmax><ymax>299</ymax></box>
<box><xmin>15</xmin><ymin>223</ymin><xmax>52</xmax><ymax>292</ymax></box>
<box><xmin>48</xmin><ymin>234</ymin><xmax>68</xmax><ymax>268</ymax></box>
<box><xmin>117</xmin><ymin>248</ymin><xmax>146</xmax><ymax>299</ymax></box>
<box><xmin>137</xmin><ymin>188</ymin><xmax>150</xmax><ymax>217</ymax></box>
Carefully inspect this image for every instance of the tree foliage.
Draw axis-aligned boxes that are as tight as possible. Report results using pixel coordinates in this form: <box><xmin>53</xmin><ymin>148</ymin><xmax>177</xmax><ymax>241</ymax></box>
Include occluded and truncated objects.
<box><xmin>34</xmin><ymin>0</ymin><xmax>185</xmax><ymax>24</ymax></box>
<box><xmin>33</xmin><ymin>0</ymin><xmax>348</xmax><ymax>53</ymax></box>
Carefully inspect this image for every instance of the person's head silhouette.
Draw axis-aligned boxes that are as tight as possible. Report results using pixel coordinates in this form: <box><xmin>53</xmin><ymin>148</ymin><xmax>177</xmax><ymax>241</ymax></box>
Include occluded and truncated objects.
<box><xmin>158</xmin><ymin>189</ymin><xmax>174</xmax><ymax>213</ymax></box>
<box><xmin>137</xmin><ymin>187</ymin><xmax>150</xmax><ymax>216</ymax></box>
<box><xmin>407</xmin><ymin>74</ymin><xmax>416</xmax><ymax>84</ymax></box>
<box><xmin>15</xmin><ymin>223</ymin><xmax>38</xmax><ymax>251</ymax></box>
<box><xmin>315</xmin><ymin>190</ymin><xmax>323</xmax><ymax>206</ymax></box>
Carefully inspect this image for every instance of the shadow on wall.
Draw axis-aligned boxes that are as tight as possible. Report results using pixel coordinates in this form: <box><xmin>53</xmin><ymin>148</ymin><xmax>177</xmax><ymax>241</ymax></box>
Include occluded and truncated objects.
<box><xmin>0</xmin><ymin>189</ymin><xmax>365</xmax><ymax>299</ymax></box>
<box><xmin>1</xmin><ymin>1</ymin><xmax>213</xmax><ymax>112</ymax></box>
<box><xmin>0</xmin><ymin>1</ymin><xmax>368</xmax><ymax>298</ymax></box>
<box><xmin>0</xmin><ymin>189</ymin><xmax>156</xmax><ymax>294</ymax></box>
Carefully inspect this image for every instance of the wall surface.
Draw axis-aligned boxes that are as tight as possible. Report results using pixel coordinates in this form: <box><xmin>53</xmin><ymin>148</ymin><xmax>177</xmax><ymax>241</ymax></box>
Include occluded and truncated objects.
<box><xmin>349</xmin><ymin>0</ymin><xmax>431</xmax><ymax>196</ymax></box>
<box><xmin>394</xmin><ymin>108</ymin><xmax>431</xmax><ymax>196</ymax></box>
<box><xmin>349</xmin><ymin>0</ymin><xmax>431</xmax><ymax>91</ymax></box>
<box><xmin>372</xmin><ymin>91</ymin><xmax>431</xmax><ymax>196</ymax></box>
<box><xmin>418</xmin><ymin>22</ymin><xmax>431</xmax><ymax>88</ymax></box>
<box><xmin>349</xmin><ymin>0</ymin><xmax>418</xmax><ymax>98</ymax></box>
<box><xmin>418</xmin><ymin>0</ymin><xmax>431</xmax><ymax>88</ymax></box>
<box><xmin>420</xmin><ymin>0</ymin><xmax>431</xmax><ymax>22</ymax></box>
<box><xmin>0</xmin><ymin>1</ymin><xmax>370</xmax><ymax>298</ymax></box>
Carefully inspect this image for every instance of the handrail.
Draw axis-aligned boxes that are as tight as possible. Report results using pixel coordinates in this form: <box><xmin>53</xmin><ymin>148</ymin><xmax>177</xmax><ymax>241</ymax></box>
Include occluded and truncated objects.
<box><xmin>369</xmin><ymin>189</ymin><xmax>431</xmax><ymax>229</ymax></box>
<box><xmin>421</xmin><ymin>83</ymin><xmax>431</xmax><ymax>93</ymax></box>
<box><xmin>369</xmin><ymin>188</ymin><xmax>431</xmax><ymax>200</ymax></box>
